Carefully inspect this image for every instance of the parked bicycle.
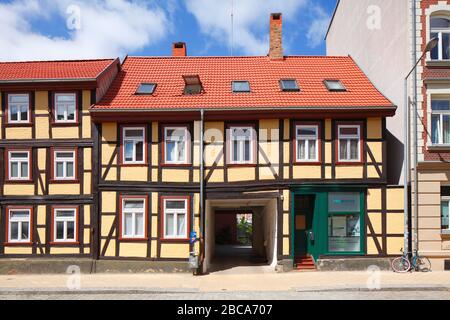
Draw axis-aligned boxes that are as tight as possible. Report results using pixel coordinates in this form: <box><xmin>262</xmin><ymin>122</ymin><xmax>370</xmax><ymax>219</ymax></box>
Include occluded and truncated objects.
<box><xmin>391</xmin><ymin>248</ymin><xmax>432</xmax><ymax>273</ymax></box>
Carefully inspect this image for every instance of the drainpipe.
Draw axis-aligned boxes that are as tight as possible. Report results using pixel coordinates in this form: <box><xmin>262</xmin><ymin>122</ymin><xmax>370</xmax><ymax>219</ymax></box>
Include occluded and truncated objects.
<box><xmin>403</xmin><ymin>78</ymin><xmax>410</xmax><ymax>255</ymax></box>
<box><xmin>412</xmin><ymin>0</ymin><xmax>419</xmax><ymax>255</ymax></box>
<box><xmin>199</xmin><ymin>109</ymin><xmax>205</xmax><ymax>272</ymax></box>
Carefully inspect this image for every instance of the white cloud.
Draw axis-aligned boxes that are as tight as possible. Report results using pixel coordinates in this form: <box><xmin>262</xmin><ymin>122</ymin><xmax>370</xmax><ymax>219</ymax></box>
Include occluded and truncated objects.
<box><xmin>0</xmin><ymin>0</ymin><xmax>169</xmax><ymax>61</ymax></box>
<box><xmin>306</xmin><ymin>4</ymin><xmax>331</xmax><ymax>48</ymax></box>
<box><xmin>184</xmin><ymin>0</ymin><xmax>309</xmax><ymax>55</ymax></box>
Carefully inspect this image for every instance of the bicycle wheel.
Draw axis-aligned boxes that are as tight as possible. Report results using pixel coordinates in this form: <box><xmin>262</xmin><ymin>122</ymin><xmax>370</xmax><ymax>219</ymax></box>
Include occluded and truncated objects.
<box><xmin>391</xmin><ymin>257</ymin><xmax>411</xmax><ymax>273</ymax></box>
<box><xmin>417</xmin><ymin>257</ymin><xmax>432</xmax><ymax>272</ymax></box>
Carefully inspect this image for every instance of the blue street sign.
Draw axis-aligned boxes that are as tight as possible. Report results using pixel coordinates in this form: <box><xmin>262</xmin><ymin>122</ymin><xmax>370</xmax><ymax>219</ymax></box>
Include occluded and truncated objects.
<box><xmin>190</xmin><ymin>231</ymin><xmax>197</xmax><ymax>244</ymax></box>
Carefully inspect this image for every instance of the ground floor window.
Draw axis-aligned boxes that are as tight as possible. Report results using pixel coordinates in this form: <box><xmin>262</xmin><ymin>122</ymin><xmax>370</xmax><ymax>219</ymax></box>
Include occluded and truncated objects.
<box><xmin>327</xmin><ymin>192</ymin><xmax>362</xmax><ymax>253</ymax></box>
<box><xmin>162</xmin><ymin>197</ymin><xmax>189</xmax><ymax>240</ymax></box>
<box><xmin>53</xmin><ymin>207</ymin><xmax>77</xmax><ymax>243</ymax></box>
<box><xmin>121</xmin><ymin>196</ymin><xmax>147</xmax><ymax>239</ymax></box>
<box><xmin>7</xmin><ymin>208</ymin><xmax>31</xmax><ymax>243</ymax></box>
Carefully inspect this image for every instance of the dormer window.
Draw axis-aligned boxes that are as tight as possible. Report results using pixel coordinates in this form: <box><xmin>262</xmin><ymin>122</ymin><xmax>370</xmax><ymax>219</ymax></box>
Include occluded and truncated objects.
<box><xmin>183</xmin><ymin>75</ymin><xmax>203</xmax><ymax>95</ymax></box>
<box><xmin>280</xmin><ymin>79</ymin><xmax>300</xmax><ymax>92</ymax></box>
<box><xmin>324</xmin><ymin>80</ymin><xmax>346</xmax><ymax>92</ymax></box>
<box><xmin>232</xmin><ymin>81</ymin><xmax>251</xmax><ymax>93</ymax></box>
<box><xmin>136</xmin><ymin>83</ymin><xmax>156</xmax><ymax>95</ymax></box>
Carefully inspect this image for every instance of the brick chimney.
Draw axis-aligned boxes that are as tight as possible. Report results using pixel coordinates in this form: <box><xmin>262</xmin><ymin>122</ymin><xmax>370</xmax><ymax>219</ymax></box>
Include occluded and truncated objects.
<box><xmin>269</xmin><ymin>13</ymin><xmax>283</xmax><ymax>60</ymax></box>
<box><xmin>172</xmin><ymin>42</ymin><xmax>187</xmax><ymax>57</ymax></box>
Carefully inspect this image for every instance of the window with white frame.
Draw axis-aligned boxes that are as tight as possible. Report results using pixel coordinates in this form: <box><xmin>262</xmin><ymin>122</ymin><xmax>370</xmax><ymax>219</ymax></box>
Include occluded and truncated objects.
<box><xmin>431</xmin><ymin>99</ymin><xmax>450</xmax><ymax>145</ymax></box>
<box><xmin>54</xmin><ymin>208</ymin><xmax>77</xmax><ymax>242</ymax></box>
<box><xmin>431</xmin><ymin>16</ymin><xmax>450</xmax><ymax>60</ymax></box>
<box><xmin>8</xmin><ymin>209</ymin><xmax>31</xmax><ymax>243</ymax></box>
<box><xmin>8</xmin><ymin>94</ymin><xmax>29</xmax><ymax>123</ymax></box>
<box><xmin>54</xmin><ymin>93</ymin><xmax>76</xmax><ymax>123</ymax></box>
<box><xmin>122</xmin><ymin>198</ymin><xmax>146</xmax><ymax>239</ymax></box>
<box><xmin>441</xmin><ymin>186</ymin><xmax>450</xmax><ymax>231</ymax></box>
<box><xmin>337</xmin><ymin>125</ymin><xmax>361</xmax><ymax>162</ymax></box>
<box><xmin>229</xmin><ymin>127</ymin><xmax>254</xmax><ymax>164</ymax></box>
<box><xmin>163</xmin><ymin>198</ymin><xmax>188</xmax><ymax>239</ymax></box>
<box><xmin>296</xmin><ymin>125</ymin><xmax>319</xmax><ymax>162</ymax></box>
<box><xmin>8</xmin><ymin>151</ymin><xmax>30</xmax><ymax>180</ymax></box>
<box><xmin>54</xmin><ymin>150</ymin><xmax>75</xmax><ymax>180</ymax></box>
<box><xmin>165</xmin><ymin>127</ymin><xmax>188</xmax><ymax>164</ymax></box>
<box><xmin>122</xmin><ymin>127</ymin><xmax>145</xmax><ymax>164</ymax></box>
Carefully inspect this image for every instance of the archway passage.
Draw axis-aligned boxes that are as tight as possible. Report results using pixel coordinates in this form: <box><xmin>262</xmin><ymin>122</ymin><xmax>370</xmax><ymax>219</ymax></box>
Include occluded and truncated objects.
<box><xmin>204</xmin><ymin>198</ymin><xmax>278</xmax><ymax>274</ymax></box>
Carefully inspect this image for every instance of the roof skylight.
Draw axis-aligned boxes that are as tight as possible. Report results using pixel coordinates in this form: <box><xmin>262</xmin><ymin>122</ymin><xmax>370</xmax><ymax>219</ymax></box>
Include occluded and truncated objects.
<box><xmin>324</xmin><ymin>80</ymin><xmax>346</xmax><ymax>92</ymax></box>
<box><xmin>280</xmin><ymin>79</ymin><xmax>300</xmax><ymax>92</ymax></box>
<box><xmin>136</xmin><ymin>83</ymin><xmax>156</xmax><ymax>95</ymax></box>
<box><xmin>232</xmin><ymin>81</ymin><xmax>251</xmax><ymax>93</ymax></box>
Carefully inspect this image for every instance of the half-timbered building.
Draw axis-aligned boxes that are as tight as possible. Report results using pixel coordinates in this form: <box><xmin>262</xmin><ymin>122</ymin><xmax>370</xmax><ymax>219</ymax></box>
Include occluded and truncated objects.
<box><xmin>0</xmin><ymin>59</ymin><xmax>120</xmax><ymax>260</ymax></box>
<box><xmin>89</xmin><ymin>14</ymin><xmax>405</xmax><ymax>272</ymax></box>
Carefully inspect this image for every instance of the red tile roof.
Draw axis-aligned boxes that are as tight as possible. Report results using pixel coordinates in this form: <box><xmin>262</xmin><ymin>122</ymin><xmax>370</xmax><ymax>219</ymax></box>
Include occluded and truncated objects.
<box><xmin>0</xmin><ymin>59</ymin><xmax>116</xmax><ymax>82</ymax></box>
<box><xmin>94</xmin><ymin>55</ymin><xmax>395</xmax><ymax>111</ymax></box>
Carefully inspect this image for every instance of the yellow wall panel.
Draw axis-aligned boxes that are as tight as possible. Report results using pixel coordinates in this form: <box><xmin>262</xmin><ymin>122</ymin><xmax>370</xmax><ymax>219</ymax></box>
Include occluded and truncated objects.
<box><xmin>103</xmin><ymin>167</ymin><xmax>117</xmax><ymax>181</ymax></box>
<box><xmin>101</xmin><ymin>215</ymin><xmax>116</xmax><ymax>236</ymax></box>
<box><xmin>283</xmin><ymin>142</ymin><xmax>290</xmax><ymax>163</ymax></box>
<box><xmin>283</xmin><ymin>189</ymin><xmax>290</xmax><ymax>211</ymax></box>
<box><xmin>38</xmin><ymin>228</ymin><xmax>46</xmax><ymax>245</ymax></box>
<box><xmin>151</xmin><ymin>216</ymin><xmax>158</xmax><ymax>238</ymax></box>
<box><xmin>283</xmin><ymin>213</ymin><xmax>289</xmax><ymax>235</ymax></box>
<box><xmin>50</xmin><ymin>247</ymin><xmax>80</xmax><ymax>254</ymax></box>
<box><xmin>121</xmin><ymin>166</ymin><xmax>148</xmax><ymax>182</ymax></box>
<box><xmin>4</xmin><ymin>184</ymin><xmax>34</xmax><ymax>196</ymax></box>
<box><xmin>151</xmin><ymin>192</ymin><xmax>158</xmax><ymax>213</ymax></box>
<box><xmin>82</xmin><ymin>116</ymin><xmax>91</xmax><ymax>138</ymax></box>
<box><xmin>52</xmin><ymin>127</ymin><xmax>79</xmax><ymax>139</ymax></box>
<box><xmin>5</xmin><ymin>127</ymin><xmax>32</xmax><ymax>139</ymax></box>
<box><xmin>35</xmin><ymin>91</ymin><xmax>49</xmax><ymax>114</ymax></box>
<box><xmin>151</xmin><ymin>241</ymin><xmax>158</xmax><ymax>258</ymax></box>
<box><xmin>152</xmin><ymin>168</ymin><xmax>158</xmax><ymax>181</ymax></box>
<box><xmin>325</xmin><ymin>166</ymin><xmax>332</xmax><ymax>179</ymax></box>
<box><xmin>102</xmin><ymin>123</ymin><xmax>117</xmax><ymax>142</ymax></box>
<box><xmin>387</xmin><ymin>213</ymin><xmax>404</xmax><ymax>234</ymax></box>
<box><xmin>37</xmin><ymin>205</ymin><xmax>46</xmax><ymax>225</ymax></box>
<box><xmin>367</xmin><ymin>188</ymin><xmax>382</xmax><ymax>210</ymax></box>
<box><xmin>387</xmin><ymin>188</ymin><xmax>404</xmax><ymax>211</ymax></box>
<box><xmin>4</xmin><ymin>247</ymin><xmax>33</xmax><ymax>255</ymax></box>
<box><xmin>283</xmin><ymin>237</ymin><xmax>290</xmax><ymax>255</ymax></box>
<box><xmin>102</xmin><ymin>192</ymin><xmax>117</xmax><ymax>212</ymax></box>
<box><xmin>228</xmin><ymin>167</ymin><xmax>255</xmax><ymax>182</ymax></box>
<box><xmin>152</xmin><ymin>122</ymin><xmax>158</xmax><ymax>143</ymax></box>
<box><xmin>367</xmin><ymin>212</ymin><xmax>382</xmax><ymax>234</ymax></box>
<box><xmin>35</xmin><ymin>117</ymin><xmax>49</xmax><ymax>139</ymax></box>
<box><xmin>259</xmin><ymin>141</ymin><xmax>279</xmax><ymax>163</ymax></box>
<box><xmin>367</xmin><ymin>166</ymin><xmax>382</xmax><ymax>179</ymax></box>
<box><xmin>293</xmin><ymin>166</ymin><xmax>321</xmax><ymax>179</ymax></box>
<box><xmin>48</xmin><ymin>184</ymin><xmax>80</xmax><ymax>195</ymax></box>
<box><xmin>83</xmin><ymin>173</ymin><xmax>91</xmax><ymax>194</ymax></box>
<box><xmin>101</xmin><ymin>239</ymin><xmax>116</xmax><ymax>257</ymax></box>
<box><xmin>82</xmin><ymin>90</ymin><xmax>91</xmax><ymax>110</ymax></box>
<box><xmin>162</xmin><ymin>169</ymin><xmax>190</xmax><ymax>182</ymax></box>
<box><xmin>335</xmin><ymin>166</ymin><xmax>363</xmax><ymax>179</ymax></box>
<box><xmin>204</xmin><ymin>145</ymin><xmax>224</xmax><ymax>166</ymax></box>
<box><xmin>259</xmin><ymin>167</ymin><xmax>278</xmax><ymax>180</ymax></box>
<box><xmin>283</xmin><ymin>119</ymin><xmax>290</xmax><ymax>140</ymax></box>
<box><xmin>84</xmin><ymin>205</ymin><xmax>91</xmax><ymax>225</ymax></box>
<box><xmin>151</xmin><ymin>144</ymin><xmax>158</xmax><ymax>166</ymax></box>
<box><xmin>366</xmin><ymin>141</ymin><xmax>382</xmax><ymax>163</ymax></box>
<box><xmin>160</xmin><ymin>243</ymin><xmax>189</xmax><ymax>258</ymax></box>
<box><xmin>325</xmin><ymin>142</ymin><xmax>332</xmax><ymax>163</ymax></box>
<box><xmin>101</xmin><ymin>144</ymin><xmax>117</xmax><ymax>165</ymax></box>
<box><xmin>120</xmin><ymin>243</ymin><xmax>147</xmax><ymax>258</ymax></box>
<box><xmin>204</xmin><ymin>122</ymin><xmax>224</xmax><ymax>143</ymax></box>
<box><xmin>367</xmin><ymin>117</ymin><xmax>382</xmax><ymax>139</ymax></box>
<box><xmin>367</xmin><ymin>237</ymin><xmax>382</xmax><ymax>255</ymax></box>
<box><xmin>84</xmin><ymin>148</ymin><xmax>92</xmax><ymax>170</ymax></box>
<box><xmin>387</xmin><ymin>237</ymin><xmax>403</xmax><ymax>255</ymax></box>
<box><xmin>38</xmin><ymin>148</ymin><xmax>46</xmax><ymax>169</ymax></box>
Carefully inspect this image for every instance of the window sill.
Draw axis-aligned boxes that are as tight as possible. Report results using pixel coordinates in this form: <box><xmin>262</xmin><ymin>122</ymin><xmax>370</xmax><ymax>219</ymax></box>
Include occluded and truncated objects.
<box><xmin>426</xmin><ymin>60</ymin><xmax>450</xmax><ymax>67</ymax></box>
<box><xmin>428</xmin><ymin>145</ymin><xmax>450</xmax><ymax>152</ymax></box>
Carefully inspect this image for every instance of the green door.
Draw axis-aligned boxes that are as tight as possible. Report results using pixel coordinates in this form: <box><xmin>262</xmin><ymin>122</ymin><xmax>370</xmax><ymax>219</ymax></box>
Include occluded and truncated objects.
<box><xmin>294</xmin><ymin>195</ymin><xmax>317</xmax><ymax>257</ymax></box>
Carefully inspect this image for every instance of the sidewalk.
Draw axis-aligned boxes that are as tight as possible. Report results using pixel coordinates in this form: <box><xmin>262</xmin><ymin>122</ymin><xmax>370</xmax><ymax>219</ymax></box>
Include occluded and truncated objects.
<box><xmin>0</xmin><ymin>271</ymin><xmax>449</xmax><ymax>293</ymax></box>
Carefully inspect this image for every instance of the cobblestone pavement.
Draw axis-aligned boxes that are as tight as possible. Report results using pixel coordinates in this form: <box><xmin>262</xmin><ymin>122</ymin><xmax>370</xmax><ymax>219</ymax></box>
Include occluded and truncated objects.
<box><xmin>0</xmin><ymin>289</ymin><xmax>449</xmax><ymax>300</ymax></box>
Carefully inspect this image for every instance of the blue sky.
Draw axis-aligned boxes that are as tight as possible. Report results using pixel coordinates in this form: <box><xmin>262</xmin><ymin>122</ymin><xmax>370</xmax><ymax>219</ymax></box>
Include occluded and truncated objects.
<box><xmin>0</xmin><ymin>0</ymin><xmax>337</xmax><ymax>61</ymax></box>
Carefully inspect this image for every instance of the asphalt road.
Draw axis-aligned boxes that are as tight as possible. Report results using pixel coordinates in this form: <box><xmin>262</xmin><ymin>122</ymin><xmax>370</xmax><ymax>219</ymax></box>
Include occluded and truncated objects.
<box><xmin>0</xmin><ymin>289</ymin><xmax>449</xmax><ymax>300</ymax></box>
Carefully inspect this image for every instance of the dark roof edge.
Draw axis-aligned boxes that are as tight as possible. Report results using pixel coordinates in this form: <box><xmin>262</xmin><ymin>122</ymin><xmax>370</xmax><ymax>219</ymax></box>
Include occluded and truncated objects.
<box><xmin>324</xmin><ymin>0</ymin><xmax>341</xmax><ymax>41</ymax></box>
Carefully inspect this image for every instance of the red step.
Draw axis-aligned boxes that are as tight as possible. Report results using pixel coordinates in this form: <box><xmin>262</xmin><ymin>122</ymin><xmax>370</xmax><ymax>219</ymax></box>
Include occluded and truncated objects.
<box><xmin>294</xmin><ymin>256</ymin><xmax>317</xmax><ymax>271</ymax></box>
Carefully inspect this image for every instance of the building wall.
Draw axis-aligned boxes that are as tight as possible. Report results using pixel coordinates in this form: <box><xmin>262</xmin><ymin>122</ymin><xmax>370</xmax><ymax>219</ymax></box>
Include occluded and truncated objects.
<box><xmin>0</xmin><ymin>89</ymin><xmax>94</xmax><ymax>257</ymax></box>
<box><xmin>326</xmin><ymin>0</ymin><xmax>410</xmax><ymax>184</ymax></box>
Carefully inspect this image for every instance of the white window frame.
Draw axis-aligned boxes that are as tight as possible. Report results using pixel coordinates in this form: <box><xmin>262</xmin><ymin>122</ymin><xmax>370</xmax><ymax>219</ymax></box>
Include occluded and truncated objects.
<box><xmin>337</xmin><ymin>125</ymin><xmax>361</xmax><ymax>162</ymax></box>
<box><xmin>431</xmin><ymin>98</ymin><xmax>450</xmax><ymax>145</ymax></box>
<box><xmin>54</xmin><ymin>93</ymin><xmax>77</xmax><ymax>123</ymax></box>
<box><xmin>430</xmin><ymin>15</ymin><xmax>450</xmax><ymax>61</ymax></box>
<box><xmin>54</xmin><ymin>150</ymin><xmax>76</xmax><ymax>180</ymax></box>
<box><xmin>8</xmin><ymin>94</ymin><xmax>30</xmax><ymax>123</ymax></box>
<box><xmin>8</xmin><ymin>150</ymin><xmax>30</xmax><ymax>180</ymax></box>
<box><xmin>53</xmin><ymin>208</ymin><xmax>77</xmax><ymax>243</ymax></box>
<box><xmin>121</xmin><ymin>198</ymin><xmax>146</xmax><ymax>239</ymax></box>
<box><xmin>8</xmin><ymin>209</ymin><xmax>31</xmax><ymax>243</ymax></box>
<box><xmin>229</xmin><ymin>126</ymin><xmax>255</xmax><ymax>164</ymax></box>
<box><xmin>163</xmin><ymin>198</ymin><xmax>188</xmax><ymax>239</ymax></box>
<box><xmin>164</xmin><ymin>127</ymin><xmax>189</xmax><ymax>164</ymax></box>
<box><xmin>122</xmin><ymin>127</ymin><xmax>145</xmax><ymax>164</ymax></box>
<box><xmin>296</xmin><ymin>125</ymin><xmax>319</xmax><ymax>162</ymax></box>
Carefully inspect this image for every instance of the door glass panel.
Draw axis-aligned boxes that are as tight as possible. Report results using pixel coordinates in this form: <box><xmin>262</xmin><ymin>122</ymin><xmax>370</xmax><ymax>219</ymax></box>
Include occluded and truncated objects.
<box><xmin>328</xmin><ymin>193</ymin><xmax>360</xmax><ymax>212</ymax></box>
<box><xmin>328</xmin><ymin>215</ymin><xmax>361</xmax><ymax>252</ymax></box>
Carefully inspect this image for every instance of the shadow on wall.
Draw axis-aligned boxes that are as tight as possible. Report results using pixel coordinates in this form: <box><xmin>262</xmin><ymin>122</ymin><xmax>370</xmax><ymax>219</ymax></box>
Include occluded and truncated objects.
<box><xmin>386</xmin><ymin>130</ymin><xmax>404</xmax><ymax>185</ymax></box>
